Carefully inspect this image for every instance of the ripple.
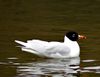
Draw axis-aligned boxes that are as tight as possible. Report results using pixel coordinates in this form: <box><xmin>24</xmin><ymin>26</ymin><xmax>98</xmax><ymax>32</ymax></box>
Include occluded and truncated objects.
<box><xmin>7</xmin><ymin>57</ymin><xmax>18</xmax><ymax>60</ymax></box>
<box><xmin>16</xmin><ymin>57</ymin><xmax>80</xmax><ymax>77</ymax></box>
<box><xmin>82</xmin><ymin>59</ymin><xmax>97</xmax><ymax>62</ymax></box>
<box><xmin>83</xmin><ymin>66</ymin><xmax>100</xmax><ymax>70</ymax></box>
<box><xmin>81</xmin><ymin>66</ymin><xmax>100</xmax><ymax>74</ymax></box>
<box><xmin>0</xmin><ymin>62</ymin><xmax>7</xmax><ymax>65</ymax></box>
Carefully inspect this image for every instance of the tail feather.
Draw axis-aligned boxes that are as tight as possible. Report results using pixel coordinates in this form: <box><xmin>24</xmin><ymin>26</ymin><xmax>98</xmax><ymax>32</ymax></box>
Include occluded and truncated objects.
<box><xmin>15</xmin><ymin>40</ymin><xmax>45</xmax><ymax>57</ymax></box>
<box><xmin>22</xmin><ymin>47</ymin><xmax>40</xmax><ymax>55</ymax></box>
<box><xmin>15</xmin><ymin>40</ymin><xmax>27</xmax><ymax>46</ymax></box>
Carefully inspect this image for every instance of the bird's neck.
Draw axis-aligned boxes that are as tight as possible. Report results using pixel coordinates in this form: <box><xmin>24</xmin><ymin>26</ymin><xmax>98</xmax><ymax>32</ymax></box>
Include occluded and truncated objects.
<box><xmin>64</xmin><ymin>36</ymin><xmax>79</xmax><ymax>47</ymax></box>
<box><xmin>64</xmin><ymin>36</ymin><xmax>75</xmax><ymax>44</ymax></box>
<box><xmin>64</xmin><ymin>36</ymin><xmax>80</xmax><ymax>57</ymax></box>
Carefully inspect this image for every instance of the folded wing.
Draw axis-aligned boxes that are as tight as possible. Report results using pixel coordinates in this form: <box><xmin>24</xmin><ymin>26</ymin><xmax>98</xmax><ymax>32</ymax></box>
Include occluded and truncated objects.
<box><xmin>15</xmin><ymin>40</ymin><xmax>70</xmax><ymax>58</ymax></box>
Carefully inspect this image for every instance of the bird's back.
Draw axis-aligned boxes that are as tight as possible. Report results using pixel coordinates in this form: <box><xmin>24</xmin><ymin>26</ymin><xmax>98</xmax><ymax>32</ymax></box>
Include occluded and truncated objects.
<box><xmin>15</xmin><ymin>40</ymin><xmax>70</xmax><ymax>58</ymax></box>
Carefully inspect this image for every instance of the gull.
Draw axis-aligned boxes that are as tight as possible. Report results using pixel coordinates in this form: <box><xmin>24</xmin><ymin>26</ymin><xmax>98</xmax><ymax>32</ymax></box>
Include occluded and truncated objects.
<box><xmin>15</xmin><ymin>31</ymin><xmax>86</xmax><ymax>58</ymax></box>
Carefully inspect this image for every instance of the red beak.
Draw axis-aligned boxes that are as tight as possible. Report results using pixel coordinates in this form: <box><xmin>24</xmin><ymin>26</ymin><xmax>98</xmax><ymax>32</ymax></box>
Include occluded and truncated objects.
<box><xmin>78</xmin><ymin>35</ymin><xmax>87</xmax><ymax>39</ymax></box>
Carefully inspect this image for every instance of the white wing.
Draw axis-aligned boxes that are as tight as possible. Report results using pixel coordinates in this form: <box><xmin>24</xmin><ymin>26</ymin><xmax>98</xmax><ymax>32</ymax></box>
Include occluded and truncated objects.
<box><xmin>44</xmin><ymin>42</ymin><xmax>70</xmax><ymax>58</ymax></box>
<box><xmin>15</xmin><ymin>40</ymin><xmax>70</xmax><ymax>58</ymax></box>
<box><xmin>15</xmin><ymin>40</ymin><xmax>49</xmax><ymax>56</ymax></box>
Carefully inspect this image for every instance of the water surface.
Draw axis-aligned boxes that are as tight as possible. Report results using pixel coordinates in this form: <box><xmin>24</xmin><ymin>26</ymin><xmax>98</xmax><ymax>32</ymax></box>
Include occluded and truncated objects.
<box><xmin>0</xmin><ymin>0</ymin><xmax>100</xmax><ymax>77</ymax></box>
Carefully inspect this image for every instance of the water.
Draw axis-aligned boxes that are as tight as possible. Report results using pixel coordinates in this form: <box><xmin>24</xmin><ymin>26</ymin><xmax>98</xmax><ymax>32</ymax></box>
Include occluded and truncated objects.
<box><xmin>0</xmin><ymin>57</ymin><xmax>100</xmax><ymax>77</ymax></box>
<box><xmin>0</xmin><ymin>0</ymin><xmax>100</xmax><ymax>77</ymax></box>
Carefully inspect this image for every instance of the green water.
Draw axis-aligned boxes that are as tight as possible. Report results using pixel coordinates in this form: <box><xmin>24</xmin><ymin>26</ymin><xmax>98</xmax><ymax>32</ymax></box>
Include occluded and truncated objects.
<box><xmin>0</xmin><ymin>0</ymin><xmax>100</xmax><ymax>77</ymax></box>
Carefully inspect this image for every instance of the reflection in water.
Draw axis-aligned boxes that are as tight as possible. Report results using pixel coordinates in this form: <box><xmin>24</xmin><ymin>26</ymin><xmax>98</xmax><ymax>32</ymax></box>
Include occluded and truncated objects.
<box><xmin>0</xmin><ymin>57</ymin><xmax>100</xmax><ymax>77</ymax></box>
<box><xmin>16</xmin><ymin>57</ymin><xmax>80</xmax><ymax>77</ymax></box>
<box><xmin>82</xmin><ymin>66</ymin><xmax>100</xmax><ymax>73</ymax></box>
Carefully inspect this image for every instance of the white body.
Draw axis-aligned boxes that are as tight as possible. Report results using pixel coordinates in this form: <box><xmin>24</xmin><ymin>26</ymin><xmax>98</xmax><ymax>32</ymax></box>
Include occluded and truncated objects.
<box><xmin>15</xmin><ymin>36</ymin><xmax>80</xmax><ymax>58</ymax></box>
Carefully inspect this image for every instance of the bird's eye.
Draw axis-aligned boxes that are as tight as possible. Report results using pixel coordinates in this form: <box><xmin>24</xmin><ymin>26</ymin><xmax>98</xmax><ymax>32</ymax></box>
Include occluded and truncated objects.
<box><xmin>72</xmin><ymin>34</ymin><xmax>75</xmax><ymax>37</ymax></box>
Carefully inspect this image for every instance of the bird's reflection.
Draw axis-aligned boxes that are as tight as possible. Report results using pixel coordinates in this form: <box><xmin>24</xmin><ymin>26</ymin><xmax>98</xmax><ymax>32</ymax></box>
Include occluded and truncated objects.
<box><xmin>17</xmin><ymin>57</ymin><xmax>80</xmax><ymax>77</ymax></box>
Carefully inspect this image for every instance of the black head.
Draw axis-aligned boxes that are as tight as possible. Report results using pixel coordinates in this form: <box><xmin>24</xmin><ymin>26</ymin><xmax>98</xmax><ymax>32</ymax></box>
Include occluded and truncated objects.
<box><xmin>66</xmin><ymin>31</ymin><xmax>78</xmax><ymax>41</ymax></box>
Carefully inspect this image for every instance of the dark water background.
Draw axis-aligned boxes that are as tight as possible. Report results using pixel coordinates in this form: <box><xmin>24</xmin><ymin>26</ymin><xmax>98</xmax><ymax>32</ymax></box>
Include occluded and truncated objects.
<box><xmin>0</xmin><ymin>0</ymin><xmax>100</xmax><ymax>77</ymax></box>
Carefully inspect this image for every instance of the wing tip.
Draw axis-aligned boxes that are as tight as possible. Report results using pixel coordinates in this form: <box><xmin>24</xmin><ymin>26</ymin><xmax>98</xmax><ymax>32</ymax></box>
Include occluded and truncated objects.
<box><xmin>15</xmin><ymin>40</ymin><xmax>26</xmax><ymax>46</ymax></box>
